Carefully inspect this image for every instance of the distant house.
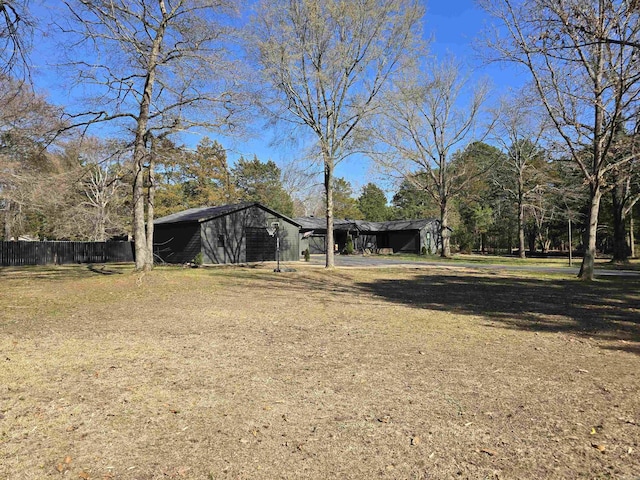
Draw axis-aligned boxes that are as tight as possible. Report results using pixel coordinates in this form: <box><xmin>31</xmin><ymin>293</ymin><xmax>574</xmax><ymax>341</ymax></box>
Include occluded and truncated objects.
<box><xmin>296</xmin><ymin>217</ymin><xmax>440</xmax><ymax>255</ymax></box>
<box><xmin>154</xmin><ymin>202</ymin><xmax>300</xmax><ymax>264</ymax></box>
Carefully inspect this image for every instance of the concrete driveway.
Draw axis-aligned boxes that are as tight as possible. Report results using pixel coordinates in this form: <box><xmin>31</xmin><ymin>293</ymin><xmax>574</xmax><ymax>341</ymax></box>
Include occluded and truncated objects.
<box><xmin>304</xmin><ymin>254</ymin><xmax>640</xmax><ymax>277</ymax></box>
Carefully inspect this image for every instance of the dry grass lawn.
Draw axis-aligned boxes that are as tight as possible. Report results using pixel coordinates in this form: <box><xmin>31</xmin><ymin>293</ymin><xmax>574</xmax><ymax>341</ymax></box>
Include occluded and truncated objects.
<box><xmin>1</xmin><ymin>263</ymin><xmax>639</xmax><ymax>479</ymax></box>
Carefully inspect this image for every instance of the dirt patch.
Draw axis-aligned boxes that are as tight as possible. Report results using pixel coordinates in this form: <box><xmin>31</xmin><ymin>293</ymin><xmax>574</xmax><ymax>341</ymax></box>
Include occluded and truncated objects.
<box><xmin>1</xmin><ymin>264</ymin><xmax>639</xmax><ymax>479</ymax></box>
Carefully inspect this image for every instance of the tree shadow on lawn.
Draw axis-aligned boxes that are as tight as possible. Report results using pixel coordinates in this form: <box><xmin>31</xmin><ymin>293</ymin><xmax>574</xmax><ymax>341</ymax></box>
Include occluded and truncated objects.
<box><xmin>0</xmin><ymin>263</ymin><xmax>129</xmax><ymax>281</ymax></box>
<box><xmin>356</xmin><ymin>273</ymin><xmax>640</xmax><ymax>355</ymax></box>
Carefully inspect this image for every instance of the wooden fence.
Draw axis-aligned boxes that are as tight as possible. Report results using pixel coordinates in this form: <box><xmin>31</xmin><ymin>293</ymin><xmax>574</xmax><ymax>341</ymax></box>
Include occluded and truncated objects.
<box><xmin>0</xmin><ymin>241</ymin><xmax>134</xmax><ymax>266</ymax></box>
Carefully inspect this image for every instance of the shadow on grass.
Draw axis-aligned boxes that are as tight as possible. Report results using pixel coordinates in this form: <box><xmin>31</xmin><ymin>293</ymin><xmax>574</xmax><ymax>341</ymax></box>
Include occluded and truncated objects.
<box><xmin>356</xmin><ymin>273</ymin><xmax>640</xmax><ymax>355</ymax></box>
<box><xmin>0</xmin><ymin>263</ymin><xmax>131</xmax><ymax>280</ymax></box>
<box><xmin>86</xmin><ymin>264</ymin><xmax>124</xmax><ymax>275</ymax></box>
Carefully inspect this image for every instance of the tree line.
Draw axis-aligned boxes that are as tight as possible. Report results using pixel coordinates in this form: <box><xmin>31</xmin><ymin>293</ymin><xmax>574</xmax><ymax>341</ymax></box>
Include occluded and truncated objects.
<box><xmin>1</xmin><ymin>0</ymin><xmax>639</xmax><ymax>279</ymax></box>
<box><xmin>0</xmin><ymin>110</ymin><xmax>300</xmax><ymax>241</ymax></box>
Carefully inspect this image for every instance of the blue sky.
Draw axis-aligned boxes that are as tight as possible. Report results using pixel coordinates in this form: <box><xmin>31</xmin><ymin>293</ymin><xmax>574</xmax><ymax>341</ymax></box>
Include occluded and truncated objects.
<box><xmin>29</xmin><ymin>0</ymin><xmax>527</xmax><ymax>198</ymax></box>
<box><xmin>230</xmin><ymin>0</ymin><xmax>528</xmax><ymax>195</ymax></box>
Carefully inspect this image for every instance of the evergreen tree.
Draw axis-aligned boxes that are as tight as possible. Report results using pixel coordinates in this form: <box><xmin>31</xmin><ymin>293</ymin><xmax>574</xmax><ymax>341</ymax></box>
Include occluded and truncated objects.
<box><xmin>232</xmin><ymin>156</ymin><xmax>295</xmax><ymax>217</ymax></box>
<box><xmin>332</xmin><ymin>177</ymin><xmax>363</xmax><ymax>219</ymax></box>
<box><xmin>154</xmin><ymin>138</ymin><xmax>237</xmax><ymax>218</ymax></box>
<box><xmin>391</xmin><ymin>176</ymin><xmax>439</xmax><ymax>220</ymax></box>
<box><xmin>357</xmin><ymin>183</ymin><xmax>390</xmax><ymax>221</ymax></box>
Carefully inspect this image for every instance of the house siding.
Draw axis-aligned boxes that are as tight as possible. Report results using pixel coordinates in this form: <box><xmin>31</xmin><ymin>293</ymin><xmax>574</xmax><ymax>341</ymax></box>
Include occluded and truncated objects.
<box><xmin>200</xmin><ymin>205</ymin><xmax>300</xmax><ymax>264</ymax></box>
<box><xmin>273</xmin><ymin>218</ymin><xmax>300</xmax><ymax>262</ymax></box>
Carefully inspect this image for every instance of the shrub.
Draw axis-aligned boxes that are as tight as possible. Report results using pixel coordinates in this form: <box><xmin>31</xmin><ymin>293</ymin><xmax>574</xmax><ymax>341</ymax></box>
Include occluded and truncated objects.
<box><xmin>193</xmin><ymin>252</ymin><xmax>203</xmax><ymax>266</ymax></box>
<box><xmin>344</xmin><ymin>235</ymin><xmax>354</xmax><ymax>255</ymax></box>
<box><xmin>303</xmin><ymin>248</ymin><xmax>310</xmax><ymax>262</ymax></box>
<box><xmin>421</xmin><ymin>246</ymin><xmax>427</xmax><ymax>256</ymax></box>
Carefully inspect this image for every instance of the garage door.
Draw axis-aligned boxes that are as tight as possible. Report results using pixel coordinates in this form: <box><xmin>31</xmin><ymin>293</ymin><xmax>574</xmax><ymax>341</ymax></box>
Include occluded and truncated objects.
<box><xmin>246</xmin><ymin>228</ymin><xmax>277</xmax><ymax>262</ymax></box>
<box><xmin>389</xmin><ymin>231</ymin><xmax>419</xmax><ymax>253</ymax></box>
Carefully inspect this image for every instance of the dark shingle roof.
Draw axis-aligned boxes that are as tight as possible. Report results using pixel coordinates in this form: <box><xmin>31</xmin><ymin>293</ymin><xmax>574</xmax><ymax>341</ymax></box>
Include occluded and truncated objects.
<box><xmin>294</xmin><ymin>216</ymin><xmax>356</xmax><ymax>230</ymax></box>
<box><xmin>362</xmin><ymin>219</ymin><xmax>437</xmax><ymax>232</ymax></box>
<box><xmin>293</xmin><ymin>217</ymin><xmax>437</xmax><ymax>232</ymax></box>
<box><xmin>155</xmin><ymin>202</ymin><xmax>301</xmax><ymax>226</ymax></box>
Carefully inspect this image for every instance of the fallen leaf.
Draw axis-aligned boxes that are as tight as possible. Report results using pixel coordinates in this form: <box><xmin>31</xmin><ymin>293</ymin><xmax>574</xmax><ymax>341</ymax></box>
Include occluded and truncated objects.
<box><xmin>64</xmin><ymin>456</ymin><xmax>73</xmax><ymax>464</ymax></box>
<box><xmin>591</xmin><ymin>443</ymin><xmax>606</xmax><ymax>453</ymax></box>
<box><xmin>590</xmin><ymin>425</ymin><xmax>603</xmax><ymax>435</ymax></box>
<box><xmin>56</xmin><ymin>463</ymin><xmax>65</xmax><ymax>473</ymax></box>
<box><xmin>410</xmin><ymin>436</ymin><xmax>421</xmax><ymax>446</ymax></box>
<box><xmin>377</xmin><ymin>416</ymin><xmax>391</xmax><ymax>423</ymax></box>
<box><xmin>79</xmin><ymin>471</ymin><xmax>90</xmax><ymax>479</ymax></box>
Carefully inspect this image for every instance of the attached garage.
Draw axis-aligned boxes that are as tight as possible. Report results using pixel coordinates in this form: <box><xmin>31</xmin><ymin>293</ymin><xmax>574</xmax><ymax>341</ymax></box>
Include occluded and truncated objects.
<box><xmin>296</xmin><ymin>217</ymin><xmax>440</xmax><ymax>255</ymax></box>
<box><xmin>154</xmin><ymin>202</ymin><xmax>300</xmax><ymax>265</ymax></box>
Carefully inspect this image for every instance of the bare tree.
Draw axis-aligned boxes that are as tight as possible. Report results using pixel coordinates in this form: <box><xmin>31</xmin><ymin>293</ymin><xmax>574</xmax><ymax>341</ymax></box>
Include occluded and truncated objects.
<box><xmin>372</xmin><ymin>59</ymin><xmax>495</xmax><ymax>257</ymax></box>
<box><xmin>251</xmin><ymin>0</ymin><xmax>423</xmax><ymax>267</ymax></box>
<box><xmin>280</xmin><ymin>159</ymin><xmax>320</xmax><ymax>216</ymax></box>
<box><xmin>0</xmin><ymin>76</ymin><xmax>66</xmax><ymax>239</ymax></box>
<box><xmin>493</xmin><ymin>96</ymin><xmax>549</xmax><ymax>258</ymax></box>
<box><xmin>59</xmin><ymin>0</ymin><xmax>245</xmax><ymax>270</ymax></box>
<box><xmin>54</xmin><ymin>138</ymin><xmax>129</xmax><ymax>241</ymax></box>
<box><xmin>529</xmin><ymin>179</ymin><xmax>558</xmax><ymax>253</ymax></box>
<box><xmin>481</xmin><ymin>0</ymin><xmax>640</xmax><ymax>280</ymax></box>
<box><xmin>0</xmin><ymin>0</ymin><xmax>31</xmax><ymax>78</ymax></box>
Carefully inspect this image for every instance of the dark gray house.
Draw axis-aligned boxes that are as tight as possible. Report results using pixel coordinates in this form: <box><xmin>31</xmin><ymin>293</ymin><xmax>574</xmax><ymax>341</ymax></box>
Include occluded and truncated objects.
<box><xmin>296</xmin><ymin>217</ymin><xmax>440</xmax><ymax>255</ymax></box>
<box><xmin>154</xmin><ymin>202</ymin><xmax>300</xmax><ymax>265</ymax></box>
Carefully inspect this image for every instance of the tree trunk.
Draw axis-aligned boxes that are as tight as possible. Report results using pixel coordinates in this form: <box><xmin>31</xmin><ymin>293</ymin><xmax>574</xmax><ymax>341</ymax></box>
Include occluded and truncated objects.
<box><xmin>611</xmin><ymin>178</ymin><xmax>628</xmax><ymax>262</ymax></box>
<box><xmin>132</xmin><ymin>22</ymin><xmax>164</xmax><ymax>271</ymax></box>
<box><xmin>538</xmin><ymin>227</ymin><xmax>550</xmax><ymax>254</ymax></box>
<box><xmin>4</xmin><ymin>200</ymin><xmax>11</xmax><ymax>240</ymax></box>
<box><xmin>630</xmin><ymin>214</ymin><xmax>635</xmax><ymax>258</ymax></box>
<box><xmin>527</xmin><ymin>225</ymin><xmax>536</xmax><ymax>255</ymax></box>
<box><xmin>579</xmin><ymin>8</ymin><xmax>605</xmax><ymax>281</ymax></box>
<box><xmin>578</xmin><ymin>186</ymin><xmax>602</xmax><ymax>280</ymax></box>
<box><xmin>518</xmin><ymin>202</ymin><xmax>525</xmax><ymax>258</ymax></box>
<box><xmin>440</xmin><ymin>199</ymin><xmax>451</xmax><ymax>258</ymax></box>
<box><xmin>132</xmin><ymin>149</ymin><xmax>149</xmax><ymax>270</ymax></box>
<box><xmin>146</xmin><ymin>148</ymin><xmax>155</xmax><ymax>261</ymax></box>
<box><xmin>95</xmin><ymin>211</ymin><xmax>106</xmax><ymax>242</ymax></box>
<box><xmin>568</xmin><ymin>218</ymin><xmax>573</xmax><ymax>266</ymax></box>
<box><xmin>324</xmin><ymin>159</ymin><xmax>335</xmax><ymax>268</ymax></box>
